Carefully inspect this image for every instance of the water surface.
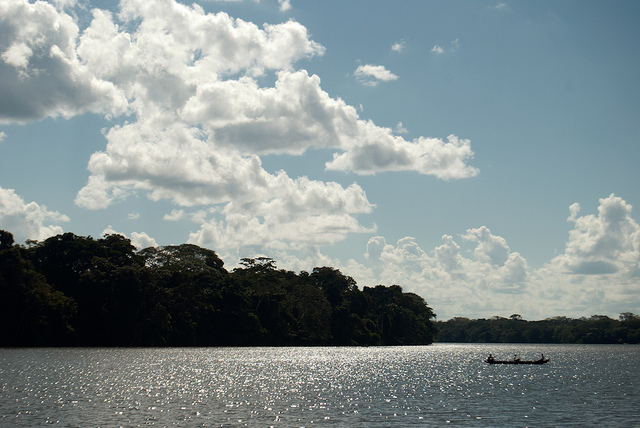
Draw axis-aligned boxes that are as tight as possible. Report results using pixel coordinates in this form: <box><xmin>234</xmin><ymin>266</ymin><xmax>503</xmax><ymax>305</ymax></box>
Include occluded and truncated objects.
<box><xmin>1</xmin><ymin>344</ymin><xmax>638</xmax><ymax>427</ymax></box>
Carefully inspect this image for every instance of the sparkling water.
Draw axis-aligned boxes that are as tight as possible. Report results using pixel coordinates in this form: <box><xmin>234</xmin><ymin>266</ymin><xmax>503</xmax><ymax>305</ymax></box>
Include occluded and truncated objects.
<box><xmin>1</xmin><ymin>344</ymin><xmax>638</xmax><ymax>427</ymax></box>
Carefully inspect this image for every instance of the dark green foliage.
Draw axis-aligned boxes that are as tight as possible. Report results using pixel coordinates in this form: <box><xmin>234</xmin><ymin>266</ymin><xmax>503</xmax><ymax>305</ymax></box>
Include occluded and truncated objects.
<box><xmin>0</xmin><ymin>229</ymin><xmax>14</xmax><ymax>250</ymax></box>
<box><xmin>361</xmin><ymin>286</ymin><xmax>437</xmax><ymax>345</ymax></box>
<box><xmin>1</xmin><ymin>229</ymin><xmax>437</xmax><ymax>347</ymax></box>
<box><xmin>0</xmin><ymin>232</ymin><xmax>76</xmax><ymax>346</ymax></box>
<box><xmin>436</xmin><ymin>313</ymin><xmax>640</xmax><ymax>344</ymax></box>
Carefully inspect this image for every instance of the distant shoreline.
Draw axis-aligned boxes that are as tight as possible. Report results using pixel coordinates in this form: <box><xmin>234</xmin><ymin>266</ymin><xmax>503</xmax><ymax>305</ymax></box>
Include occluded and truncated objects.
<box><xmin>435</xmin><ymin>315</ymin><xmax>640</xmax><ymax>344</ymax></box>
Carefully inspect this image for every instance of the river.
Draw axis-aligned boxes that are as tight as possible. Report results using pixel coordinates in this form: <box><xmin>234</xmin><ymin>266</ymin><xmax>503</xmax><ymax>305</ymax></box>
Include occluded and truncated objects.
<box><xmin>1</xmin><ymin>343</ymin><xmax>638</xmax><ymax>427</ymax></box>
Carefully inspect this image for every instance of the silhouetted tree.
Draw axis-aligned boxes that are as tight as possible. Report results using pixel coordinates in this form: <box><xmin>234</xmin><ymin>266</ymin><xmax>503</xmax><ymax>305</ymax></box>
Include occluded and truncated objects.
<box><xmin>0</xmin><ymin>232</ymin><xmax>76</xmax><ymax>345</ymax></box>
<box><xmin>2</xmin><ymin>229</ymin><xmax>439</xmax><ymax>346</ymax></box>
<box><xmin>0</xmin><ymin>229</ymin><xmax>14</xmax><ymax>250</ymax></box>
<box><xmin>436</xmin><ymin>313</ymin><xmax>640</xmax><ymax>344</ymax></box>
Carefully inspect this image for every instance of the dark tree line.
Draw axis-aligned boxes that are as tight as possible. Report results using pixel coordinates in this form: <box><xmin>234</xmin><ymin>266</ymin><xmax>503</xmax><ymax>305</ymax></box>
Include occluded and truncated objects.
<box><xmin>0</xmin><ymin>230</ymin><xmax>437</xmax><ymax>347</ymax></box>
<box><xmin>436</xmin><ymin>313</ymin><xmax>640</xmax><ymax>344</ymax></box>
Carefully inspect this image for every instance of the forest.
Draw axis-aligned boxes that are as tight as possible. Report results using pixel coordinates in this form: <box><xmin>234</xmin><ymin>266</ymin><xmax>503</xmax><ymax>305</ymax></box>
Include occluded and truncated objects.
<box><xmin>0</xmin><ymin>230</ymin><xmax>437</xmax><ymax>347</ymax></box>
<box><xmin>436</xmin><ymin>313</ymin><xmax>640</xmax><ymax>344</ymax></box>
<box><xmin>2</xmin><ymin>229</ymin><xmax>639</xmax><ymax>347</ymax></box>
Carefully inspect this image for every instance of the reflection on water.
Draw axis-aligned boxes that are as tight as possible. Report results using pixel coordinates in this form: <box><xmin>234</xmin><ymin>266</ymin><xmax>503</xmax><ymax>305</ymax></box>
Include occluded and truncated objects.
<box><xmin>1</xmin><ymin>344</ymin><xmax>638</xmax><ymax>427</ymax></box>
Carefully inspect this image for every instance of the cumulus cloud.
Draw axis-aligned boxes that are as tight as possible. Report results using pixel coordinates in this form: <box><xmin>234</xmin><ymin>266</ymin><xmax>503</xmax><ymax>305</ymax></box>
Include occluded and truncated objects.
<box><xmin>0</xmin><ymin>0</ymin><xmax>127</xmax><ymax>124</ymax></box>
<box><xmin>180</xmin><ymin>70</ymin><xmax>361</xmax><ymax>155</ymax></box>
<box><xmin>184</xmin><ymin>171</ymin><xmax>376</xmax><ymax>253</ymax></box>
<box><xmin>1</xmin><ymin>0</ymin><xmax>477</xmax><ymax>178</ymax></box>
<box><xmin>348</xmin><ymin>195</ymin><xmax>640</xmax><ymax>320</ymax></box>
<box><xmin>164</xmin><ymin>209</ymin><xmax>185</xmax><ymax>221</ymax></box>
<box><xmin>463</xmin><ymin>226</ymin><xmax>510</xmax><ymax>266</ymax></box>
<box><xmin>550</xmin><ymin>194</ymin><xmax>639</xmax><ymax>276</ymax></box>
<box><xmin>523</xmin><ymin>195</ymin><xmax>640</xmax><ymax>318</ymax></box>
<box><xmin>74</xmin><ymin>116</ymin><xmax>375</xmax><ymax>251</ymax></box>
<box><xmin>1</xmin><ymin>0</ymin><xmax>479</xmax><ymax>271</ymax></box>
<box><xmin>130</xmin><ymin>231</ymin><xmax>158</xmax><ymax>249</ymax></box>
<box><xmin>356</xmin><ymin>229</ymin><xmax>531</xmax><ymax>319</ymax></box>
<box><xmin>101</xmin><ymin>225</ymin><xmax>158</xmax><ymax>250</ymax></box>
<box><xmin>0</xmin><ymin>187</ymin><xmax>69</xmax><ymax>243</ymax></box>
<box><xmin>354</xmin><ymin>64</ymin><xmax>398</xmax><ymax>86</ymax></box>
<box><xmin>326</xmin><ymin>133</ymin><xmax>479</xmax><ymax>178</ymax></box>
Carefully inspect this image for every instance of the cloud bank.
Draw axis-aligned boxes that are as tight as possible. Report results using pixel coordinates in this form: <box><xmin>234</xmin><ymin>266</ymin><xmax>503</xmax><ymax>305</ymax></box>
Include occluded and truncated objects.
<box><xmin>1</xmin><ymin>0</ymin><xmax>636</xmax><ymax>320</ymax></box>
<box><xmin>355</xmin><ymin>194</ymin><xmax>640</xmax><ymax>319</ymax></box>
<box><xmin>1</xmin><ymin>0</ymin><xmax>478</xmax><ymax>256</ymax></box>
<box><xmin>0</xmin><ymin>187</ymin><xmax>69</xmax><ymax>243</ymax></box>
<box><xmin>2</xmin><ymin>184</ymin><xmax>638</xmax><ymax>319</ymax></box>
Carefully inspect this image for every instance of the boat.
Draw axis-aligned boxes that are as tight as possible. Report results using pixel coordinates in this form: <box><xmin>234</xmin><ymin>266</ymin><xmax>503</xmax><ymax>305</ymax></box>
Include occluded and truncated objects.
<box><xmin>485</xmin><ymin>354</ymin><xmax>549</xmax><ymax>365</ymax></box>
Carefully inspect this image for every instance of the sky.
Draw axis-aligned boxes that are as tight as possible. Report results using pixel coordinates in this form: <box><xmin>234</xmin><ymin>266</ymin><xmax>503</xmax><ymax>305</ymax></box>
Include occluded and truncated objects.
<box><xmin>1</xmin><ymin>0</ymin><xmax>640</xmax><ymax>320</ymax></box>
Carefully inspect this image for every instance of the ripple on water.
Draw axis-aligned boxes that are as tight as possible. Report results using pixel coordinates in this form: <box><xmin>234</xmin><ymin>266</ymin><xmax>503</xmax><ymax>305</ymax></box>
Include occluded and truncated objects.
<box><xmin>1</xmin><ymin>344</ymin><xmax>639</xmax><ymax>426</ymax></box>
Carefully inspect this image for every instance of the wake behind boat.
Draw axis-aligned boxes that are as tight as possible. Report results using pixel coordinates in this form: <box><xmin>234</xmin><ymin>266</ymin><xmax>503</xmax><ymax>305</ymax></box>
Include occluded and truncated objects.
<box><xmin>485</xmin><ymin>354</ymin><xmax>549</xmax><ymax>365</ymax></box>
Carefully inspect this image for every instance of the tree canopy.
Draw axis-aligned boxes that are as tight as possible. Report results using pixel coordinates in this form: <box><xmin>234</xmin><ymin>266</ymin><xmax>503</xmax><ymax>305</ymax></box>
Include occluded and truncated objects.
<box><xmin>4</xmin><ymin>228</ymin><xmax>636</xmax><ymax>347</ymax></box>
<box><xmin>436</xmin><ymin>314</ymin><xmax>640</xmax><ymax>344</ymax></box>
<box><xmin>0</xmin><ymin>229</ymin><xmax>437</xmax><ymax>347</ymax></box>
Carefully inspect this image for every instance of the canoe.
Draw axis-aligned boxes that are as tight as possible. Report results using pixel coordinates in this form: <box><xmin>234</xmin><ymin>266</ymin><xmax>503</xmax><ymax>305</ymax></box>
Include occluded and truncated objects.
<box><xmin>485</xmin><ymin>358</ymin><xmax>549</xmax><ymax>365</ymax></box>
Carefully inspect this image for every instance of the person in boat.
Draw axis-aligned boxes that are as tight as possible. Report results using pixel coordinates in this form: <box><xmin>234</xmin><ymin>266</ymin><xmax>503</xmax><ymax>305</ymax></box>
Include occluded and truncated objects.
<box><xmin>487</xmin><ymin>354</ymin><xmax>494</xmax><ymax>362</ymax></box>
<box><xmin>514</xmin><ymin>354</ymin><xmax>520</xmax><ymax>362</ymax></box>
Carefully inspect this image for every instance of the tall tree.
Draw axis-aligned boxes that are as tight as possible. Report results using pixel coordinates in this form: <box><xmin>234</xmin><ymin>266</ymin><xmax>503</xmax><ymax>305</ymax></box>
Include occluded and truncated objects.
<box><xmin>0</xmin><ymin>231</ymin><xmax>76</xmax><ymax>345</ymax></box>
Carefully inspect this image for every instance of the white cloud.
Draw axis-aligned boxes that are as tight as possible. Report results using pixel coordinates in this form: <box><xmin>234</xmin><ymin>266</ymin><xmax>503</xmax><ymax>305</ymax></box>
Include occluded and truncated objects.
<box><xmin>341</xmin><ymin>195</ymin><xmax>640</xmax><ymax>320</ymax></box>
<box><xmin>127</xmin><ymin>211</ymin><xmax>141</xmax><ymax>220</ymax></box>
<box><xmin>75</xmin><ymin>117</ymin><xmax>375</xmax><ymax>250</ymax></box>
<box><xmin>326</xmin><ymin>133</ymin><xmax>479</xmax><ymax>179</ymax></box>
<box><xmin>51</xmin><ymin>0</ymin><xmax>78</xmax><ymax>10</ymax></box>
<box><xmin>0</xmin><ymin>0</ymin><xmax>127</xmax><ymax>124</ymax></box>
<box><xmin>549</xmin><ymin>194</ymin><xmax>640</xmax><ymax>276</ymax></box>
<box><xmin>431</xmin><ymin>39</ymin><xmax>460</xmax><ymax>55</ymax></box>
<box><xmin>180</xmin><ymin>70</ymin><xmax>361</xmax><ymax>155</ymax></box>
<box><xmin>0</xmin><ymin>131</ymin><xmax>6</xmax><ymax>143</ymax></box>
<box><xmin>189</xmin><ymin>210</ymin><xmax>375</xmax><ymax>255</ymax></box>
<box><xmin>1</xmin><ymin>0</ymin><xmax>480</xmax><ymax>276</ymax></box>
<box><xmin>354</xmin><ymin>64</ymin><xmax>398</xmax><ymax>86</ymax></box>
<box><xmin>130</xmin><ymin>231</ymin><xmax>158</xmax><ymax>249</ymax></box>
<box><xmin>0</xmin><ymin>187</ymin><xmax>69</xmax><ymax>243</ymax></box>
<box><xmin>107</xmin><ymin>1</ymin><xmax>324</xmax><ymax>79</ymax></box>
<box><xmin>164</xmin><ymin>209</ymin><xmax>185</xmax><ymax>221</ymax></box>
<box><xmin>59</xmin><ymin>0</ymin><xmax>477</xmax><ymax>251</ymax></box>
<box><xmin>278</xmin><ymin>0</ymin><xmax>291</xmax><ymax>12</ymax></box>
<box><xmin>395</xmin><ymin>122</ymin><xmax>408</xmax><ymax>134</ymax></box>
<box><xmin>101</xmin><ymin>225</ymin><xmax>158</xmax><ymax>250</ymax></box>
<box><xmin>365</xmin><ymin>235</ymin><xmax>387</xmax><ymax>261</ymax></box>
<box><xmin>2</xmin><ymin>0</ymin><xmax>477</xmax><ymax>184</ymax></box>
<box><xmin>355</xmin><ymin>231</ymin><xmax>531</xmax><ymax>318</ymax></box>
<box><xmin>391</xmin><ymin>40</ymin><xmax>405</xmax><ymax>53</ymax></box>
<box><xmin>183</xmin><ymin>171</ymin><xmax>376</xmax><ymax>252</ymax></box>
<box><xmin>568</xmin><ymin>202</ymin><xmax>581</xmax><ymax>221</ymax></box>
<box><xmin>463</xmin><ymin>226</ymin><xmax>510</xmax><ymax>266</ymax></box>
<box><xmin>527</xmin><ymin>195</ymin><xmax>640</xmax><ymax>318</ymax></box>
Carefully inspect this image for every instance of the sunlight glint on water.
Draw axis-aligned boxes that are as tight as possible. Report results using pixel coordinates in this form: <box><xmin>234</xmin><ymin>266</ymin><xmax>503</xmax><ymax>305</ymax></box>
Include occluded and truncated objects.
<box><xmin>1</xmin><ymin>344</ymin><xmax>638</xmax><ymax>427</ymax></box>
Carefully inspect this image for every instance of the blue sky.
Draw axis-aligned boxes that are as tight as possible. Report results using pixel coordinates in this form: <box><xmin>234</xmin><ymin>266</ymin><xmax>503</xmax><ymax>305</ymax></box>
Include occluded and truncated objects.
<box><xmin>1</xmin><ymin>0</ymin><xmax>639</xmax><ymax>320</ymax></box>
